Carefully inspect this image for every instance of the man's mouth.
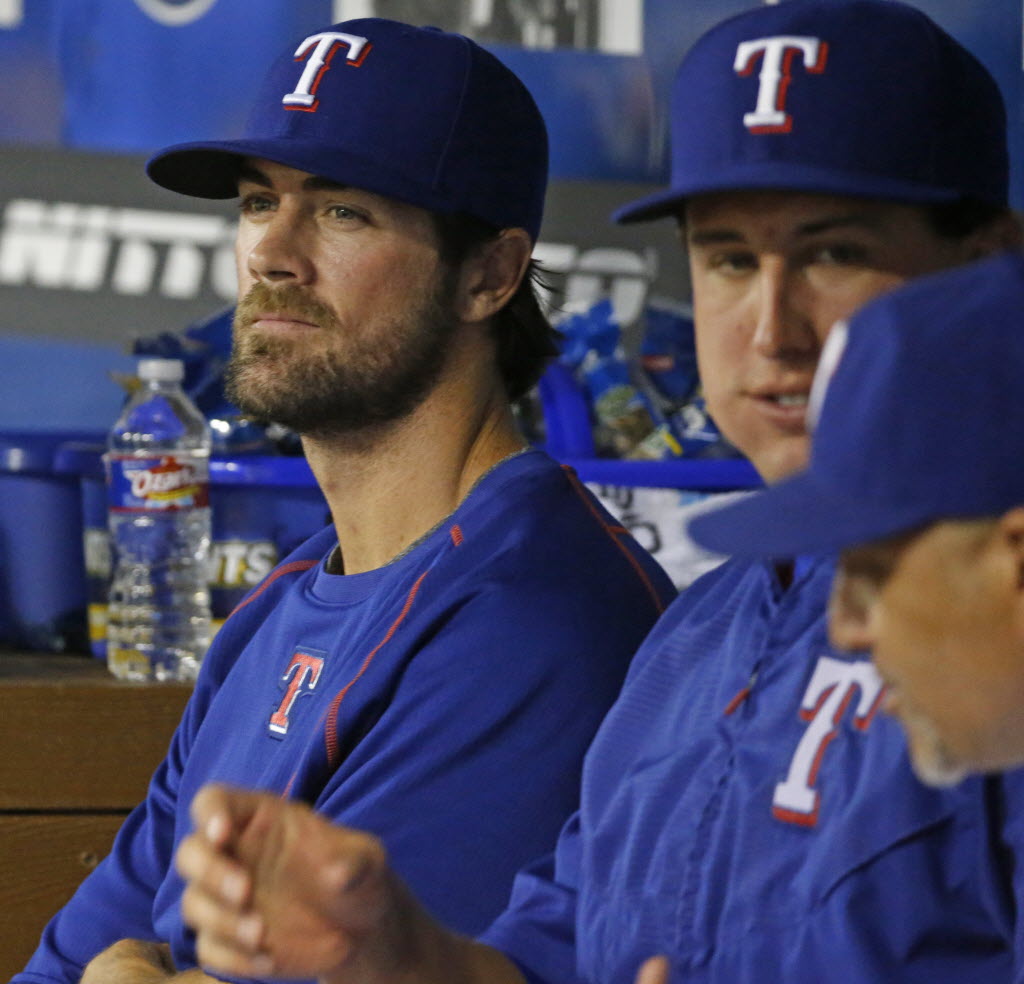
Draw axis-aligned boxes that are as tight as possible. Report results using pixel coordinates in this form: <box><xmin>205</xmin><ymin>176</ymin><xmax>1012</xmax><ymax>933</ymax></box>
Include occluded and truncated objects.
<box><xmin>766</xmin><ymin>393</ymin><xmax>809</xmax><ymax>408</ymax></box>
<box><xmin>750</xmin><ymin>389</ymin><xmax>811</xmax><ymax>413</ymax></box>
<box><xmin>248</xmin><ymin>312</ymin><xmax>320</xmax><ymax>330</ymax></box>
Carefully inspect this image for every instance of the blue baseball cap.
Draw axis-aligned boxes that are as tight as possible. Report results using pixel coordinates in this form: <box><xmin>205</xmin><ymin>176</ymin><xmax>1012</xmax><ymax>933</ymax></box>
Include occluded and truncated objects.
<box><xmin>147</xmin><ymin>18</ymin><xmax>548</xmax><ymax>241</ymax></box>
<box><xmin>687</xmin><ymin>251</ymin><xmax>1024</xmax><ymax>559</ymax></box>
<box><xmin>614</xmin><ymin>0</ymin><xmax>1008</xmax><ymax>224</ymax></box>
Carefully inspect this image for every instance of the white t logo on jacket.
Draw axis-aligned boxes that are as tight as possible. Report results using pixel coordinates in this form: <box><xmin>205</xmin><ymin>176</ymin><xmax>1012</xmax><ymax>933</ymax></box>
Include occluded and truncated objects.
<box><xmin>773</xmin><ymin>654</ymin><xmax>885</xmax><ymax>826</ymax></box>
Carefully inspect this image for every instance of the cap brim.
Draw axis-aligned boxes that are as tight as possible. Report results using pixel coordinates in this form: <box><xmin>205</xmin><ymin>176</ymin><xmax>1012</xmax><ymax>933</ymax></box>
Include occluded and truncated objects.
<box><xmin>612</xmin><ymin>161</ymin><xmax>963</xmax><ymax>225</ymax></box>
<box><xmin>146</xmin><ymin>138</ymin><xmax>447</xmax><ymax>212</ymax></box>
<box><xmin>148</xmin><ymin>139</ymin><xmax>290</xmax><ymax>198</ymax></box>
<box><xmin>686</xmin><ymin>469</ymin><xmax>929</xmax><ymax>559</ymax></box>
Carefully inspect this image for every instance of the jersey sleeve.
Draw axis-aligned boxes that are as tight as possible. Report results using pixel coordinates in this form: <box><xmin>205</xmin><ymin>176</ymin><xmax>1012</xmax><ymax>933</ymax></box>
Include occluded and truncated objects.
<box><xmin>478</xmin><ymin>813</ymin><xmax>586</xmax><ymax>984</ymax></box>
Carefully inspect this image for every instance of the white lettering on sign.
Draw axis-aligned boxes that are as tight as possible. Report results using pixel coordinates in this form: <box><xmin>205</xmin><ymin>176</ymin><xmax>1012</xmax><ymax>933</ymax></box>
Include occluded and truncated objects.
<box><xmin>210</xmin><ymin>540</ymin><xmax>277</xmax><ymax>589</ymax></box>
<box><xmin>531</xmin><ymin>243</ymin><xmax>658</xmax><ymax>326</ymax></box>
<box><xmin>0</xmin><ymin>199</ymin><xmax>237</xmax><ymax>300</ymax></box>
<box><xmin>0</xmin><ymin>201</ymin><xmax>661</xmax><ymax>318</ymax></box>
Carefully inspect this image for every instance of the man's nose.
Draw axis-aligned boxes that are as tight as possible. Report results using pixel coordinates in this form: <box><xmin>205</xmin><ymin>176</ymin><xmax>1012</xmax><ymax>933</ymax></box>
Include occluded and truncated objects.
<box><xmin>751</xmin><ymin>260</ymin><xmax>820</xmax><ymax>359</ymax></box>
<box><xmin>244</xmin><ymin>214</ymin><xmax>315</xmax><ymax>286</ymax></box>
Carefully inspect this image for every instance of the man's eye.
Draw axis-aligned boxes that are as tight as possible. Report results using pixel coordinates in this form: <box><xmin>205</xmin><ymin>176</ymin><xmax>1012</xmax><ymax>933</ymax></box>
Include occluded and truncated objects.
<box><xmin>813</xmin><ymin>243</ymin><xmax>869</xmax><ymax>266</ymax></box>
<box><xmin>238</xmin><ymin>194</ymin><xmax>274</xmax><ymax>214</ymax></box>
<box><xmin>327</xmin><ymin>205</ymin><xmax>365</xmax><ymax>222</ymax></box>
<box><xmin>709</xmin><ymin>252</ymin><xmax>757</xmax><ymax>274</ymax></box>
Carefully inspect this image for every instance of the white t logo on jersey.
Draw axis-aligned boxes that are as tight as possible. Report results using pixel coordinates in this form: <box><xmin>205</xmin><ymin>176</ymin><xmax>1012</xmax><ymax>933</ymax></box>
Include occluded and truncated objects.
<box><xmin>283</xmin><ymin>31</ymin><xmax>372</xmax><ymax>112</ymax></box>
<box><xmin>733</xmin><ymin>35</ymin><xmax>828</xmax><ymax>133</ymax></box>
<box><xmin>773</xmin><ymin>655</ymin><xmax>885</xmax><ymax>826</ymax></box>
<box><xmin>269</xmin><ymin>650</ymin><xmax>325</xmax><ymax>737</ymax></box>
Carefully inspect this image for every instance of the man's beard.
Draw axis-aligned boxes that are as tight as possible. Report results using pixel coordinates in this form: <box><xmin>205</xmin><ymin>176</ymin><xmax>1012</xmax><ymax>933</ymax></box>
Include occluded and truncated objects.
<box><xmin>902</xmin><ymin>705</ymin><xmax>968</xmax><ymax>789</ymax></box>
<box><xmin>226</xmin><ymin>275</ymin><xmax>458</xmax><ymax>437</ymax></box>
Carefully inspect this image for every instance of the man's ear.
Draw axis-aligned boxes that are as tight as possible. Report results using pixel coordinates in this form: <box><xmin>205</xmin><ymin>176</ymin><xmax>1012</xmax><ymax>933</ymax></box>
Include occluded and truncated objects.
<box><xmin>1001</xmin><ymin>507</ymin><xmax>1024</xmax><ymax>591</ymax></box>
<box><xmin>455</xmin><ymin>228</ymin><xmax>533</xmax><ymax>324</ymax></box>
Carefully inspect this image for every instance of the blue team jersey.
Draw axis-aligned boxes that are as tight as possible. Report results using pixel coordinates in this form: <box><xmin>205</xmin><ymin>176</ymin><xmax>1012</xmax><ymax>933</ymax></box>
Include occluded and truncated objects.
<box><xmin>18</xmin><ymin>450</ymin><xmax>675</xmax><ymax>983</ymax></box>
<box><xmin>482</xmin><ymin>555</ymin><xmax>1024</xmax><ymax>983</ymax></box>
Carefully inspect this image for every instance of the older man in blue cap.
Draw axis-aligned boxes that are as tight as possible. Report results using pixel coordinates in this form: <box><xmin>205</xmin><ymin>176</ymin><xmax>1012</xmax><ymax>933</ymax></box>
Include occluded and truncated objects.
<box><xmin>173</xmin><ymin>2</ymin><xmax>1024</xmax><ymax>983</ymax></box>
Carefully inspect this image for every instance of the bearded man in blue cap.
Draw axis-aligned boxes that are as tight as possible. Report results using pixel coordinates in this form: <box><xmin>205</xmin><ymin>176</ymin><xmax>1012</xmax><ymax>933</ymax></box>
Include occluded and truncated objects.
<box><xmin>173</xmin><ymin>2</ymin><xmax>1024</xmax><ymax>983</ymax></box>
<box><xmin>12</xmin><ymin>18</ymin><xmax>677</xmax><ymax>984</ymax></box>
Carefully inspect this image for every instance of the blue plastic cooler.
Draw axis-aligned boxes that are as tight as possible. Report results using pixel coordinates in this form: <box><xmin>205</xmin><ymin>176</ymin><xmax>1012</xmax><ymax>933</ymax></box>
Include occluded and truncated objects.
<box><xmin>0</xmin><ymin>431</ymin><xmax>103</xmax><ymax>651</ymax></box>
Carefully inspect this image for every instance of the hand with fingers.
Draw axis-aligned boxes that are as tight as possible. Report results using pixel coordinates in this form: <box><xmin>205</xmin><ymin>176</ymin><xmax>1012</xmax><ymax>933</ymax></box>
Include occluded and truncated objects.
<box><xmin>180</xmin><ymin>782</ymin><xmax>663</xmax><ymax>984</ymax></box>
<box><xmin>176</xmin><ymin>784</ymin><xmax>451</xmax><ymax>983</ymax></box>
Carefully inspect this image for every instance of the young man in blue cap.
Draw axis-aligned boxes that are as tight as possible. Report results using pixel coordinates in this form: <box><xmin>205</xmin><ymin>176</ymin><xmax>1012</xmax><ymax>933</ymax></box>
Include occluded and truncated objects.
<box><xmin>689</xmin><ymin>250</ymin><xmax>1024</xmax><ymax>790</ymax></box>
<box><xmin>12</xmin><ymin>18</ymin><xmax>675</xmax><ymax>984</ymax></box>
<box><xmin>170</xmin><ymin>2</ymin><xmax>1024</xmax><ymax>983</ymax></box>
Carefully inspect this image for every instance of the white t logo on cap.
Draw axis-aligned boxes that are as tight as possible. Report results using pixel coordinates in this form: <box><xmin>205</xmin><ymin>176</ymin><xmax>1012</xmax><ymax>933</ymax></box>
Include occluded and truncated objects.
<box><xmin>734</xmin><ymin>35</ymin><xmax>828</xmax><ymax>133</ymax></box>
<box><xmin>283</xmin><ymin>31</ymin><xmax>372</xmax><ymax>112</ymax></box>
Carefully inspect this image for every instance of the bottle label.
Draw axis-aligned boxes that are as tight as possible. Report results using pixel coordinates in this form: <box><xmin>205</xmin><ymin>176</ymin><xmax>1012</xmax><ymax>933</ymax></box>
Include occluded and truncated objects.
<box><xmin>106</xmin><ymin>453</ymin><xmax>210</xmax><ymax>512</ymax></box>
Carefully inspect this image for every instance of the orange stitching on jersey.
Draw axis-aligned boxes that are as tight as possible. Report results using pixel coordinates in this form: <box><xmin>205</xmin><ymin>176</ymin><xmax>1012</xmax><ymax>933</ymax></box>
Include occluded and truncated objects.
<box><xmin>228</xmin><ymin>559</ymin><xmax>319</xmax><ymax>619</ymax></box>
<box><xmin>450</xmin><ymin>524</ymin><xmax>464</xmax><ymax>546</ymax></box>
<box><xmin>724</xmin><ymin>686</ymin><xmax>752</xmax><ymax>716</ymax></box>
<box><xmin>560</xmin><ymin>465</ymin><xmax>667</xmax><ymax>614</ymax></box>
<box><xmin>323</xmin><ymin>569</ymin><xmax>431</xmax><ymax>770</ymax></box>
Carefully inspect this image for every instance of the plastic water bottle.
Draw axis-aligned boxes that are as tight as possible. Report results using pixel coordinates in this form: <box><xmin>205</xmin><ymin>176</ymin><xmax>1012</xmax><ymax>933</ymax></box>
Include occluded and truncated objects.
<box><xmin>105</xmin><ymin>358</ymin><xmax>212</xmax><ymax>682</ymax></box>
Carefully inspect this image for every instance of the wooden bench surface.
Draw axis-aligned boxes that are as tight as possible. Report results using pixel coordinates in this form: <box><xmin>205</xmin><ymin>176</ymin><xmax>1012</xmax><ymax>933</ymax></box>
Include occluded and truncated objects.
<box><xmin>0</xmin><ymin>653</ymin><xmax>191</xmax><ymax>979</ymax></box>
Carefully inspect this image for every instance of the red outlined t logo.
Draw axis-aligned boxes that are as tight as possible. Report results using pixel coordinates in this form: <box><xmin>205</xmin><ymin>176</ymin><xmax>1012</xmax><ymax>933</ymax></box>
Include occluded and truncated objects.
<box><xmin>282</xmin><ymin>31</ymin><xmax>372</xmax><ymax>112</ymax></box>
<box><xmin>734</xmin><ymin>35</ymin><xmax>829</xmax><ymax>133</ymax></box>
<box><xmin>269</xmin><ymin>650</ymin><xmax>325</xmax><ymax>737</ymax></box>
<box><xmin>773</xmin><ymin>655</ymin><xmax>885</xmax><ymax>826</ymax></box>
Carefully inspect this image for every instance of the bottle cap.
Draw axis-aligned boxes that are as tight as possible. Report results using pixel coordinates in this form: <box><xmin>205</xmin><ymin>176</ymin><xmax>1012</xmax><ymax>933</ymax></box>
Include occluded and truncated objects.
<box><xmin>137</xmin><ymin>358</ymin><xmax>185</xmax><ymax>383</ymax></box>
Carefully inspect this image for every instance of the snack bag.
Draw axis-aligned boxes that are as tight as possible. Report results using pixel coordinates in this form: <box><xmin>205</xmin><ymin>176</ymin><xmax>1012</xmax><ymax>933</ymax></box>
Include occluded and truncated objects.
<box><xmin>558</xmin><ymin>299</ymin><xmax>657</xmax><ymax>457</ymax></box>
<box><xmin>638</xmin><ymin>300</ymin><xmax>699</xmax><ymax>409</ymax></box>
